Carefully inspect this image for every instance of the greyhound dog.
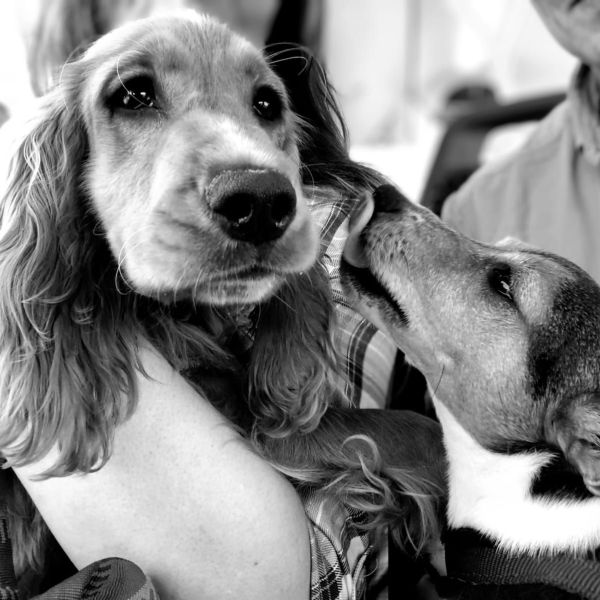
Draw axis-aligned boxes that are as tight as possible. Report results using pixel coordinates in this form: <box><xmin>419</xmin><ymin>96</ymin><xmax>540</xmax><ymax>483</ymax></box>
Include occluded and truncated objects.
<box><xmin>341</xmin><ymin>185</ymin><xmax>600</xmax><ymax>599</ymax></box>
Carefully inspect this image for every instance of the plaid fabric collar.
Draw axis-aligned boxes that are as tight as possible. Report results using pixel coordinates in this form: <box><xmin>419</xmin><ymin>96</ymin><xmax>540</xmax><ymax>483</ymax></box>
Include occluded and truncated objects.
<box><xmin>303</xmin><ymin>184</ymin><xmax>356</xmax><ymax>255</ymax></box>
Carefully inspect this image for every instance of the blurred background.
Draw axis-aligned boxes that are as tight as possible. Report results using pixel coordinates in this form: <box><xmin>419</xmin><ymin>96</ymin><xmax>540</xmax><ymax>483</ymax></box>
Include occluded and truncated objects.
<box><xmin>0</xmin><ymin>0</ymin><xmax>576</xmax><ymax>201</ymax></box>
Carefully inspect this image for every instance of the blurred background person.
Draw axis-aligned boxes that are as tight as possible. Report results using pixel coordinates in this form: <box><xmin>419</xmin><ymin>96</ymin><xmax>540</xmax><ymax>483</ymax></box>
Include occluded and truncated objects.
<box><xmin>18</xmin><ymin>0</ymin><xmax>322</xmax><ymax>97</ymax></box>
<box><xmin>442</xmin><ymin>0</ymin><xmax>600</xmax><ymax>283</ymax></box>
<box><xmin>0</xmin><ymin>0</ymin><xmax>576</xmax><ymax>197</ymax></box>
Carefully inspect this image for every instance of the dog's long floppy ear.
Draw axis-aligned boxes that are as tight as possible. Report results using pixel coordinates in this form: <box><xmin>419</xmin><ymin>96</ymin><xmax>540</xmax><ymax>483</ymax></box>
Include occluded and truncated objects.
<box><xmin>0</xmin><ymin>86</ymin><xmax>137</xmax><ymax>476</ymax></box>
<box><xmin>248</xmin><ymin>262</ymin><xmax>344</xmax><ymax>439</ymax></box>
<box><xmin>549</xmin><ymin>394</ymin><xmax>600</xmax><ymax>495</ymax></box>
<box><xmin>266</xmin><ymin>44</ymin><xmax>384</xmax><ymax>192</ymax></box>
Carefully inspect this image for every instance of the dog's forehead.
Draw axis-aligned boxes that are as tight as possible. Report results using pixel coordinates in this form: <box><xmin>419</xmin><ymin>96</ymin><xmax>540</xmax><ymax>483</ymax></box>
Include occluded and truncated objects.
<box><xmin>87</xmin><ymin>12</ymin><xmax>250</xmax><ymax>56</ymax></box>
<box><xmin>500</xmin><ymin>248</ymin><xmax>576</xmax><ymax>324</ymax></box>
<box><xmin>82</xmin><ymin>13</ymin><xmax>270</xmax><ymax>93</ymax></box>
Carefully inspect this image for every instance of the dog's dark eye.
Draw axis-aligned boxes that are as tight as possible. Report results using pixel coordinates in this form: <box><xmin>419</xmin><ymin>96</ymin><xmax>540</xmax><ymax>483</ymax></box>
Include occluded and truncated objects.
<box><xmin>488</xmin><ymin>264</ymin><xmax>513</xmax><ymax>302</ymax></box>
<box><xmin>108</xmin><ymin>76</ymin><xmax>158</xmax><ymax>111</ymax></box>
<box><xmin>253</xmin><ymin>86</ymin><xmax>283</xmax><ymax>121</ymax></box>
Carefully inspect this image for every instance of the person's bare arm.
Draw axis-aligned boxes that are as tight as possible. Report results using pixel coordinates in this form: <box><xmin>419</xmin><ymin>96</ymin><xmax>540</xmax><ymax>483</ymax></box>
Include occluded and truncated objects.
<box><xmin>14</xmin><ymin>346</ymin><xmax>310</xmax><ymax>600</ymax></box>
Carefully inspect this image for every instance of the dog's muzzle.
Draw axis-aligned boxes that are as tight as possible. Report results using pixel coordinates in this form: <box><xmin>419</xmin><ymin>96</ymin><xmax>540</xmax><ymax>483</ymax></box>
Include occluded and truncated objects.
<box><xmin>344</xmin><ymin>185</ymin><xmax>414</xmax><ymax>268</ymax></box>
<box><xmin>207</xmin><ymin>169</ymin><xmax>297</xmax><ymax>245</ymax></box>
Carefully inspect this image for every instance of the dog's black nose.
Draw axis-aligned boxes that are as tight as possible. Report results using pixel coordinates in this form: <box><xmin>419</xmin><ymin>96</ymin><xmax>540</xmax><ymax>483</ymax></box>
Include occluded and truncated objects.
<box><xmin>209</xmin><ymin>169</ymin><xmax>296</xmax><ymax>244</ymax></box>
<box><xmin>372</xmin><ymin>184</ymin><xmax>412</xmax><ymax>214</ymax></box>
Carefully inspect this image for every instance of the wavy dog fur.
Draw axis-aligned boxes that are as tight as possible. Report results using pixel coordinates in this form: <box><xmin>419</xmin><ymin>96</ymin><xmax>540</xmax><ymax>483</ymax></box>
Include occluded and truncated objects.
<box><xmin>0</xmin><ymin>13</ymin><xmax>441</xmax><ymax>577</ymax></box>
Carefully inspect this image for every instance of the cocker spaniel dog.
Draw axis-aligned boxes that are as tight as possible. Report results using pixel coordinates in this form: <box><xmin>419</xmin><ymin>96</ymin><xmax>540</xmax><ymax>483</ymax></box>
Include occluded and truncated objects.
<box><xmin>0</xmin><ymin>11</ymin><xmax>443</xmax><ymax>585</ymax></box>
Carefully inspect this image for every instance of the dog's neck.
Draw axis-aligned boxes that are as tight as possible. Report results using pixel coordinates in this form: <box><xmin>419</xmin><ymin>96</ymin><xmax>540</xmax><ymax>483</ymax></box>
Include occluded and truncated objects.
<box><xmin>433</xmin><ymin>397</ymin><xmax>600</xmax><ymax>555</ymax></box>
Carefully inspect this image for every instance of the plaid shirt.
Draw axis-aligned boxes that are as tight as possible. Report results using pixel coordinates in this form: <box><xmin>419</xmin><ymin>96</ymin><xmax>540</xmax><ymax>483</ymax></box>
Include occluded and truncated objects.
<box><xmin>0</xmin><ymin>501</ymin><xmax>157</xmax><ymax>600</ymax></box>
<box><xmin>0</xmin><ymin>496</ymin><xmax>374</xmax><ymax>600</ymax></box>
<box><xmin>302</xmin><ymin>488</ymin><xmax>375</xmax><ymax>600</ymax></box>
<box><xmin>308</xmin><ymin>186</ymin><xmax>398</xmax><ymax>409</ymax></box>
<box><xmin>305</xmin><ymin>188</ymin><xmax>394</xmax><ymax>599</ymax></box>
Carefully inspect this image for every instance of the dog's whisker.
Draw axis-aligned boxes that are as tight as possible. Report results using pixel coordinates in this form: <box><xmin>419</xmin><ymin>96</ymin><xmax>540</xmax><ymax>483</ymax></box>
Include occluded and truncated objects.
<box><xmin>402</xmin><ymin>248</ymin><xmax>410</xmax><ymax>273</ymax></box>
<box><xmin>432</xmin><ymin>363</ymin><xmax>445</xmax><ymax>398</ymax></box>
<box><xmin>264</xmin><ymin>46</ymin><xmax>311</xmax><ymax>75</ymax></box>
<box><xmin>301</xmin><ymin>164</ymin><xmax>317</xmax><ymax>190</ymax></box>
<box><xmin>273</xmin><ymin>287</ymin><xmax>297</xmax><ymax>314</ymax></box>
<box><xmin>114</xmin><ymin>252</ymin><xmax>130</xmax><ymax>296</ymax></box>
<box><xmin>171</xmin><ymin>272</ymin><xmax>186</xmax><ymax>306</ymax></box>
<box><xmin>115</xmin><ymin>53</ymin><xmax>156</xmax><ymax>110</ymax></box>
<box><xmin>114</xmin><ymin>226</ymin><xmax>155</xmax><ymax>295</ymax></box>
<box><xmin>191</xmin><ymin>271</ymin><xmax>204</xmax><ymax>311</ymax></box>
<box><xmin>496</xmin><ymin>390</ymin><xmax>507</xmax><ymax>412</ymax></box>
<box><xmin>266</xmin><ymin>54</ymin><xmax>311</xmax><ymax>74</ymax></box>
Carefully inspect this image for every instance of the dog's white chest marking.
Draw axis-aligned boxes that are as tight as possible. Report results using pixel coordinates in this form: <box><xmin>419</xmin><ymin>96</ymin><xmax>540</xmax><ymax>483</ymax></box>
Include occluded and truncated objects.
<box><xmin>433</xmin><ymin>398</ymin><xmax>600</xmax><ymax>554</ymax></box>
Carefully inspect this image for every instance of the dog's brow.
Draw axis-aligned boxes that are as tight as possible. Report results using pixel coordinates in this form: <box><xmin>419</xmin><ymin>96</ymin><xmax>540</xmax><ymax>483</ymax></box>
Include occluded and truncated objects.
<box><xmin>99</xmin><ymin>52</ymin><xmax>155</xmax><ymax>96</ymax></box>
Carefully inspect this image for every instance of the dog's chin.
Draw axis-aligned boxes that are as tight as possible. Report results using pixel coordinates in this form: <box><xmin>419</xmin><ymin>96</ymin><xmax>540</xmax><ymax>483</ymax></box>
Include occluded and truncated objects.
<box><xmin>340</xmin><ymin>259</ymin><xmax>409</xmax><ymax>327</ymax></box>
<box><xmin>132</xmin><ymin>270</ymin><xmax>285</xmax><ymax>306</ymax></box>
<box><xmin>193</xmin><ymin>273</ymin><xmax>284</xmax><ymax>305</ymax></box>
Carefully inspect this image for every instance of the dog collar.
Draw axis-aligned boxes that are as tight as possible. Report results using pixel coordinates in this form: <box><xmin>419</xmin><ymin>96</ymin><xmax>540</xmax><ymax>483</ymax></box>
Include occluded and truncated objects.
<box><xmin>442</xmin><ymin>527</ymin><xmax>600</xmax><ymax>599</ymax></box>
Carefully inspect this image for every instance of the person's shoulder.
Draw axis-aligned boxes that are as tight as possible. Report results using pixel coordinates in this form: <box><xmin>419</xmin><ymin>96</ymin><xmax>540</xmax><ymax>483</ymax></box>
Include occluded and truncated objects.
<box><xmin>511</xmin><ymin>99</ymin><xmax>571</xmax><ymax>164</ymax></box>
<box><xmin>442</xmin><ymin>100</ymin><xmax>570</xmax><ymax>218</ymax></box>
<box><xmin>471</xmin><ymin>100</ymin><xmax>569</xmax><ymax>188</ymax></box>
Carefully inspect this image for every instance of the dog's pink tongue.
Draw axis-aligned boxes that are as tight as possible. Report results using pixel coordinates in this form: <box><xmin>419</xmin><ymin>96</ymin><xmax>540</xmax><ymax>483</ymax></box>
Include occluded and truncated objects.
<box><xmin>343</xmin><ymin>193</ymin><xmax>374</xmax><ymax>269</ymax></box>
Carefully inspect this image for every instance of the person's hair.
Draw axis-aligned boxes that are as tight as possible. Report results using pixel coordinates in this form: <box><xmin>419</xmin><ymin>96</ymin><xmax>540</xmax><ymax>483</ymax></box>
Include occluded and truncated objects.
<box><xmin>26</xmin><ymin>0</ymin><xmax>326</xmax><ymax>97</ymax></box>
<box><xmin>27</xmin><ymin>0</ymin><xmax>149</xmax><ymax>96</ymax></box>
